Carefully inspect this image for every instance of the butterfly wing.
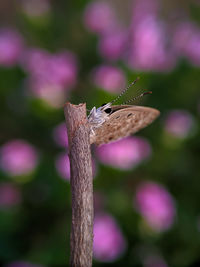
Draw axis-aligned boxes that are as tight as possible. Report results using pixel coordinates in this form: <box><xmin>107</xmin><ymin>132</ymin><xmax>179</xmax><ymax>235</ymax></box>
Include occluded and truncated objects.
<box><xmin>90</xmin><ymin>105</ymin><xmax>160</xmax><ymax>145</ymax></box>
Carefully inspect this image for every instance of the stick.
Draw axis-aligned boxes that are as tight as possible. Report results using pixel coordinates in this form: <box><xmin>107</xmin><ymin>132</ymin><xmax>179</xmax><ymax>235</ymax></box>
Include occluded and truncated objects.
<box><xmin>64</xmin><ymin>102</ymin><xmax>93</xmax><ymax>267</ymax></box>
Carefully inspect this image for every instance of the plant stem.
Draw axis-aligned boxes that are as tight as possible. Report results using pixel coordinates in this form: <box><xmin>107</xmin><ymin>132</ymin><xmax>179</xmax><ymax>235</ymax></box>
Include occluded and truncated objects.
<box><xmin>64</xmin><ymin>102</ymin><xmax>93</xmax><ymax>267</ymax></box>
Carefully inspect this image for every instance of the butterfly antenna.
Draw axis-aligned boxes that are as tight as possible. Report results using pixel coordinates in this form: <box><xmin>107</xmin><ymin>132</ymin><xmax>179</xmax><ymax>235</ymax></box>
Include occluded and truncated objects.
<box><xmin>122</xmin><ymin>91</ymin><xmax>152</xmax><ymax>105</ymax></box>
<box><xmin>111</xmin><ymin>77</ymin><xmax>140</xmax><ymax>104</ymax></box>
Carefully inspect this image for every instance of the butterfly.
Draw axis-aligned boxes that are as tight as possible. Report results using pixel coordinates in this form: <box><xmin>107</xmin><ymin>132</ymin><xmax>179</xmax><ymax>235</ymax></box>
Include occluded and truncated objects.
<box><xmin>88</xmin><ymin>78</ymin><xmax>160</xmax><ymax>145</ymax></box>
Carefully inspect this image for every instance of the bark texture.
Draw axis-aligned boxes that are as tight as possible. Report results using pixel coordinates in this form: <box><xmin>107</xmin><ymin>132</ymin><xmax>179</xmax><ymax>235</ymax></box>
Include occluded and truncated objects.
<box><xmin>64</xmin><ymin>102</ymin><xmax>93</xmax><ymax>267</ymax></box>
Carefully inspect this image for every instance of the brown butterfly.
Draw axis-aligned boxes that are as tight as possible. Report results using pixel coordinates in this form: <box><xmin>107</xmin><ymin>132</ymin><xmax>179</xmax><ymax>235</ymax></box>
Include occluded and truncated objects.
<box><xmin>88</xmin><ymin>78</ymin><xmax>160</xmax><ymax>145</ymax></box>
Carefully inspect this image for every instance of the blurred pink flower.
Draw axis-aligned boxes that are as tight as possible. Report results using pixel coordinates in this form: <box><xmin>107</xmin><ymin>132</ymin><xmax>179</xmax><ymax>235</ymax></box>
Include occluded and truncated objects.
<box><xmin>83</xmin><ymin>1</ymin><xmax>117</xmax><ymax>35</ymax></box>
<box><xmin>55</xmin><ymin>152</ymin><xmax>70</xmax><ymax>181</ymax></box>
<box><xmin>21</xmin><ymin>49</ymin><xmax>77</xmax><ymax>108</ymax></box>
<box><xmin>27</xmin><ymin>78</ymin><xmax>68</xmax><ymax>108</ymax></box>
<box><xmin>55</xmin><ymin>152</ymin><xmax>97</xmax><ymax>180</ymax></box>
<box><xmin>0</xmin><ymin>182</ymin><xmax>21</xmax><ymax>208</ymax></box>
<box><xmin>0</xmin><ymin>29</ymin><xmax>24</xmax><ymax>67</ymax></box>
<box><xmin>98</xmin><ymin>30</ymin><xmax>127</xmax><ymax>61</ymax></box>
<box><xmin>135</xmin><ymin>181</ymin><xmax>176</xmax><ymax>232</ymax></box>
<box><xmin>53</xmin><ymin>122</ymin><xmax>68</xmax><ymax>147</ymax></box>
<box><xmin>173</xmin><ymin>22</ymin><xmax>200</xmax><ymax>66</ymax></box>
<box><xmin>48</xmin><ymin>51</ymin><xmax>78</xmax><ymax>88</ymax></box>
<box><xmin>132</xmin><ymin>0</ymin><xmax>160</xmax><ymax>25</ymax></box>
<box><xmin>0</xmin><ymin>140</ymin><xmax>38</xmax><ymax>177</ymax></box>
<box><xmin>22</xmin><ymin>49</ymin><xmax>78</xmax><ymax>89</ymax></box>
<box><xmin>173</xmin><ymin>22</ymin><xmax>195</xmax><ymax>54</ymax></box>
<box><xmin>96</xmin><ymin>137</ymin><xmax>152</xmax><ymax>170</ymax></box>
<box><xmin>21</xmin><ymin>48</ymin><xmax>77</xmax><ymax>108</ymax></box>
<box><xmin>5</xmin><ymin>261</ymin><xmax>45</xmax><ymax>267</ymax></box>
<box><xmin>21</xmin><ymin>48</ymin><xmax>48</xmax><ymax>74</ymax></box>
<box><xmin>93</xmin><ymin>213</ymin><xmax>126</xmax><ymax>262</ymax></box>
<box><xmin>128</xmin><ymin>16</ymin><xmax>176</xmax><ymax>71</ymax></box>
<box><xmin>164</xmin><ymin>110</ymin><xmax>195</xmax><ymax>138</ymax></box>
<box><xmin>92</xmin><ymin>65</ymin><xmax>126</xmax><ymax>93</ymax></box>
<box><xmin>127</xmin><ymin>0</ymin><xmax>176</xmax><ymax>71</ymax></box>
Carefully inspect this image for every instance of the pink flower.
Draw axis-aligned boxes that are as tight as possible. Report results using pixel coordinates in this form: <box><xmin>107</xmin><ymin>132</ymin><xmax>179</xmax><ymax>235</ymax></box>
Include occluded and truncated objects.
<box><xmin>93</xmin><ymin>213</ymin><xmax>126</xmax><ymax>262</ymax></box>
<box><xmin>53</xmin><ymin>122</ymin><xmax>68</xmax><ymax>147</ymax></box>
<box><xmin>55</xmin><ymin>152</ymin><xmax>97</xmax><ymax>180</ymax></box>
<box><xmin>22</xmin><ymin>49</ymin><xmax>78</xmax><ymax>89</ymax></box>
<box><xmin>127</xmin><ymin>0</ymin><xmax>176</xmax><ymax>71</ymax></box>
<box><xmin>164</xmin><ymin>110</ymin><xmax>195</xmax><ymax>139</ymax></box>
<box><xmin>27</xmin><ymin>78</ymin><xmax>68</xmax><ymax>108</ymax></box>
<box><xmin>173</xmin><ymin>22</ymin><xmax>200</xmax><ymax>66</ymax></box>
<box><xmin>55</xmin><ymin>153</ymin><xmax>70</xmax><ymax>181</ymax></box>
<box><xmin>0</xmin><ymin>29</ymin><xmax>24</xmax><ymax>67</ymax></box>
<box><xmin>83</xmin><ymin>1</ymin><xmax>117</xmax><ymax>35</ymax></box>
<box><xmin>92</xmin><ymin>65</ymin><xmax>126</xmax><ymax>93</ymax></box>
<box><xmin>0</xmin><ymin>140</ymin><xmax>38</xmax><ymax>177</ymax></box>
<box><xmin>0</xmin><ymin>182</ymin><xmax>21</xmax><ymax>208</ymax></box>
<box><xmin>131</xmin><ymin>0</ymin><xmax>160</xmax><ymax>25</ymax></box>
<box><xmin>98</xmin><ymin>30</ymin><xmax>127</xmax><ymax>61</ymax></box>
<box><xmin>128</xmin><ymin>16</ymin><xmax>176</xmax><ymax>71</ymax></box>
<box><xmin>48</xmin><ymin>51</ymin><xmax>78</xmax><ymax>88</ymax></box>
<box><xmin>173</xmin><ymin>22</ymin><xmax>195</xmax><ymax>54</ymax></box>
<box><xmin>21</xmin><ymin>48</ymin><xmax>49</xmax><ymax>74</ymax></box>
<box><xmin>21</xmin><ymin>48</ymin><xmax>78</xmax><ymax>108</ymax></box>
<box><xmin>96</xmin><ymin>137</ymin><xmax>151</xmax><ymax>170</ymax></box>
<box><xmin>135</xmin><ymin>181</ymin><xmax>176</xmax><ymax>232</ymax></box>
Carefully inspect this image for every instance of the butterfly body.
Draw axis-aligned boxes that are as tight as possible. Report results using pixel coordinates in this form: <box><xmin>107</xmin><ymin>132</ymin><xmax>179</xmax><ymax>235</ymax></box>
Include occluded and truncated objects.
<box><xmin>88</xmin><ymin>102</ymin><xmax>112</xmax><ymax>136</ymax></box>
<box><xmin>88</xmin><ymin>104</ymin><xmax>160</xmax><ymax>145</ymax></box>
<box><xmin>88</xmin><ymin>103</ymin><xmax>112</xmax><ymax>125</ymax></box>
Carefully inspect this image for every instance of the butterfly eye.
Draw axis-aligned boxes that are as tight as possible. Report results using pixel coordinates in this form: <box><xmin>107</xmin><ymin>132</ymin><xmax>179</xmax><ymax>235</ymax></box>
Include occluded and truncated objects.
<box><xmin>104</xmin><ymin>108</ymin><xmax>112</xmax><ymax>114</ymax></box>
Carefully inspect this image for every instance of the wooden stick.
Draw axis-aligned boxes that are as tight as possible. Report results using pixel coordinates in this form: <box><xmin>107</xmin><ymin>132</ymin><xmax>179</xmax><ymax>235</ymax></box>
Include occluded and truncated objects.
<box><xmin>64</xmin><ymin>102</ymin><xmax>93</xmax><ymax>267</ymax></box>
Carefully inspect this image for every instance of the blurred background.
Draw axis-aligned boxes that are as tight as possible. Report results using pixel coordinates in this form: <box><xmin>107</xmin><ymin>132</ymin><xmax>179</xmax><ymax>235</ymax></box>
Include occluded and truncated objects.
<box><xmin>0</xmin><ymin>0</ymin><xmax>200</xmax><ymax>266</ymax></box>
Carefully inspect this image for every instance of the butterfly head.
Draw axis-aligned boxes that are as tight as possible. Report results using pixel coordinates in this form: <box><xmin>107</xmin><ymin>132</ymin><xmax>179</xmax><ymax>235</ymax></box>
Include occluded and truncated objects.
<box><xmin>88</xmin><ymin>102</ymin><xmax>112</xmax><ymax>126</ymax></box>
<box><xmin>99</xmin><ymin>102</ymin><xmax>112</xmax><ymax>114</ymax></box>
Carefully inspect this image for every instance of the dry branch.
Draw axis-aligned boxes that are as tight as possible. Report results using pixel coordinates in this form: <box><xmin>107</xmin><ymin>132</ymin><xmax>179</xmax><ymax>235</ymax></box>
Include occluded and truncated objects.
<box><xmin>64</xmin><ymin>102</ymin><xmax>93</xmax><ymax>267</ymax></box>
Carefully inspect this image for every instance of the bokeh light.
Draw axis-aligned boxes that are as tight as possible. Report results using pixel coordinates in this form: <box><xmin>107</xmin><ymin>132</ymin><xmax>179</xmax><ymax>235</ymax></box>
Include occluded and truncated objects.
<box><xmin>0</xmin><ymin>28</ymin><xmax>24</xmax><ymax>67</ymax></box>
<box><xmin>164</xmin><ymin>109</ymin><xmax>196</xmax><ymax>139</ymax></box>
<box><xmin>96</xmin><ymin>137</ymin><xmax>151</xmax><ymax>170</ymax></box>
<box><xmin>93</xmin><ymin>213</ymin><xmax>126</xmax><ymax>262</ymax></box>
<box><xmin>135</xmin><ymin>181</ymin><xmax>176</xmax><ymax>232</ymax></box>
<box><xmin>52</xmin><ymin>122</ymin><xmax>68</xmax><ymax>148</ymax></box>
<box><xmin>92</xmin><ymin>64</ymin><xmax>126</xmax><ymax>93</ymax></box>
<box><xmin>0</xmin><ymin>140</ymin><xmax>39</xmax><ymax>177</ymax></box>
